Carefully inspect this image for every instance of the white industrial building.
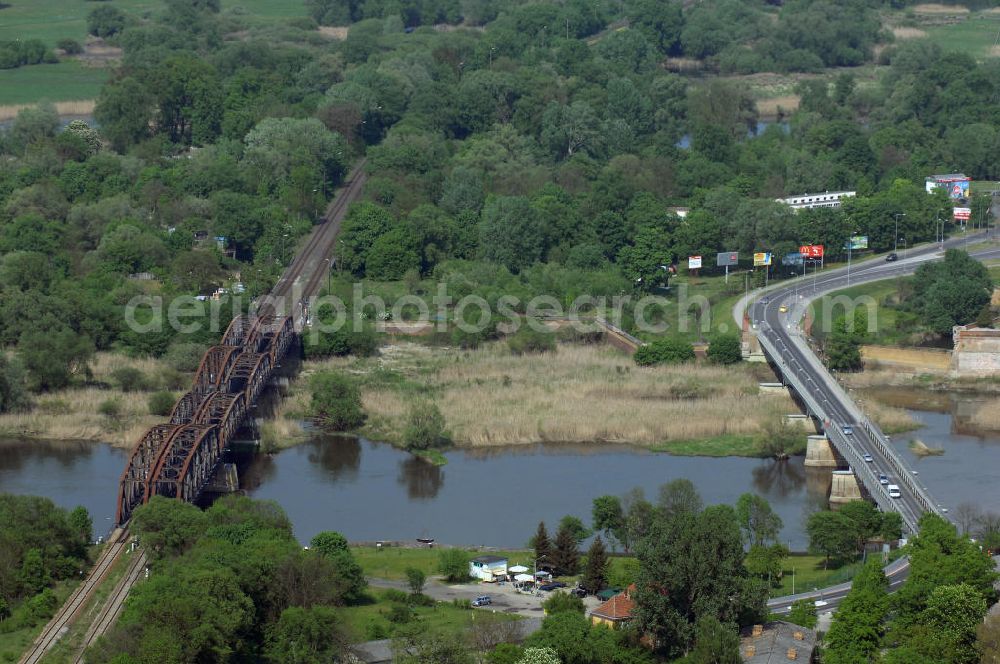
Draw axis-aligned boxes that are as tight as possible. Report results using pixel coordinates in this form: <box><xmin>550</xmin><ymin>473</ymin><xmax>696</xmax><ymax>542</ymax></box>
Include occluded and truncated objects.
<box><xmin>777</xmin><ymin>191</ymin><xmax>856</xmax><ymax>210</ymax></box>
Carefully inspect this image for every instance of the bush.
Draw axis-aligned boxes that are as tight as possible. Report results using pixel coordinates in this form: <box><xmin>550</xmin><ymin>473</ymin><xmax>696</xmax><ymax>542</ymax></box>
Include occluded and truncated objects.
<box><xmin>707</xmin><ymin>333</ymin><xmax>742</xmax><ymax>365</ymax></box>
<box><xmin>542</xmin><ymin>592</ymin><xmax>585</xmax><ymax>615</ymax></box>
<box><xmin>303</xmin><ymin>326</ymin><xmax>379</xmax><ymax>359</ymax></box>
<box><xmin>164</xmin><ymin>342</ymin><xmax>207</xmax><ymax>372</ymax></box>
<box><xmin>56</xmin><ymin>39</ymin><xmax>84</xmax><ymax>55</ymax></box>
<box><xmin>402</xmin><ymin>401</ymin><xmax>450</xmax><ymax>451</ymax></box>
<box><xmin>382</xmin><ymin>588</ymin><xmax>408</xmax><ymax>603</ymax></box>
<box><xmin>507</xmin><ymin>326</ymin><xmax>556</xmax><ymax>355</ymax></box>
<box><xmin>634</xmin><ymin>337</ymin><xmax>695</xmax><ymax>366</ymax></box>
<box><xmin>98</xmin><ymin>399</ymin><xmax>121</xmax><ymax>418</ymax></box>
<box><xmin>148</xmin><ymin>391</ymin><xmax>176</xmax><ymax>416</ymax></box>
<box><xmin>87</xmin><ymin>5</ymin><xmax>127</xmax><ymax>38</ymax></box>
<box><xmin>438</xmin><ymin>549</ymin><xmax>470</xmax><ymax>582</ymax></box>
<box><xmin>309</xmin><ymin>372</ymin><xmax>365</xmax><ymax>430</ymax></box>
<box><xmin>112</xmin><ymin>367</ymin><xmax>148</xmax><ymax>392</ymax></box>
<box><xmin>386</xmin><ymin>602</ymin><xmax>412</xmax><ymax>624</ymax></box>
<box><xmin>23</xmin><ymin>589</ymin><xmax>57</xmax><ymax>626</ymax></box>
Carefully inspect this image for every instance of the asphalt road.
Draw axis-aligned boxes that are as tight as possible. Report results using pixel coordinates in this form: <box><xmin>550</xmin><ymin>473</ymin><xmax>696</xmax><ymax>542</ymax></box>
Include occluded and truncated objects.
<box><xmin>746</xmin><ymin>232</ymin><xmax>1000</xmax><ymax>531</ymax></box>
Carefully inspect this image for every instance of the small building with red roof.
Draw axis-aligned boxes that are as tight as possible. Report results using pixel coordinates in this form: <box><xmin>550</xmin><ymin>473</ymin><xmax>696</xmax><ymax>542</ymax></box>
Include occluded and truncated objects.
<box><xmin>589</xmin><ymin>584</ymin><xmax>636</xmax><ymax>629</ymax></box>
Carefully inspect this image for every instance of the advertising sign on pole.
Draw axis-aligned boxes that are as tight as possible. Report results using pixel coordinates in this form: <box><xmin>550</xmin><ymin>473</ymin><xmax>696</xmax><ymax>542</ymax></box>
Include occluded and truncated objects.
<box><xmin>798</xmin><ymin>245</ymin><xmax>824</xmax><ymax>259</ymax></box>
<box><xmin>688</xmin><ymin>256</ymin><xmax>702</xmax><ymax>270</ymax></box>
<box><xmin>782</xmin><ymin>252</ymin><xmax>804</xmax><ymax>266</ymax></box>
<box><xmin>753</xmin><ymin>252</ymin><xmax>772</xmax><ymax>266</ymax></box>
<box><xmin>847</xmin><ymin>235</ymin><xmax>869</xmax><ymax>250</ymax></box>
<box><xmin>953</xmin><ymin>207</ymin><xmax>971</xmax><ymax>221</ymax></box>
<box><xmin>716</xmin><ymin>252</ymin><xmax>739</xmax><ymax>267</ymax></box>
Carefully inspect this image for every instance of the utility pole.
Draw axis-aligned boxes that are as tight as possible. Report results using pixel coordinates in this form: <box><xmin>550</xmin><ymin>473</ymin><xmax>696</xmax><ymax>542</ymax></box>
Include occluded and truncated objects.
<box><xmin>893</xmin><ymin>213</ymin><xmax>905</xmax><ymax>253</ymax></box>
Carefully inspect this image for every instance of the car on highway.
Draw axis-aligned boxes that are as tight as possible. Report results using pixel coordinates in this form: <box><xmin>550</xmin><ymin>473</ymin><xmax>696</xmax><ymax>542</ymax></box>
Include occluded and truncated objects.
<box><xmin>885</xmin><ymin>252</ymin><xmax>898</xmax><ymax>262</ymax></box>
<box><xmin>779</xmin><ymin>305</ymin><xmax>789</xmax><ymax>313</ymax></box>
<box><xmin>472</xmin><ymin>596</ymin><xmax>492</xmax><ymax>607</ymax></box>
<box><xmin>760</xmin><ymin>297</ymin><xmax>769</xmax><ymax>305</ymax></box>
<box><xmin>538</xmin><ymin>582</ymin><xmax>567</xmax><ymax>591</ymax></box>
<box><xmin>842</xmin><ymin>425</ymin><xmax>854</xmax><ymax>435</ymax></box>
<box><xmin>879</xmin><ymin>473</ymin><xmax>889</xmax><ymax>485</ymax></box>
<box><xmin>814</xmin><ymin>600</ymin><xmax>829</xmax><ymax>608</ymax></box>
<box><xmin>888</xmin><ymin>485</ymin><xmax>901</xmax><ymax>499</ymax></box>
<box><xmin>863</xmin><ymin>453</ymin><xmax>874</xmax><ymax>463</ymax></box>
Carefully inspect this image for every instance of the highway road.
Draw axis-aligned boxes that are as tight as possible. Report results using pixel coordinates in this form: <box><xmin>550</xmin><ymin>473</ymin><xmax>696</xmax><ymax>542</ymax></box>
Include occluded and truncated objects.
<box><xmin>742</xmin><ymin>231</ymin><xmax>1000</xmax><ymax>533</ymax></box>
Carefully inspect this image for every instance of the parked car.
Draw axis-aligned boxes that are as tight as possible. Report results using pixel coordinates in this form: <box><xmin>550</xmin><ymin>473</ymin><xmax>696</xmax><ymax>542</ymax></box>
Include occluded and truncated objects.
<box><xmin>538</xmin><ymin>582</ymin><xmax>567</xmax><ymax>591</ymax></box>
<box><xmin>471</xmin><ymin>596</ymin><xmax>492</xmax><ymax>607</ymax></box>
<box><xmin>863</xmin><ymin>453</ymin><xmax>874</xmax><ymax>463</ymax></box>
<box><xmin>570</xmin><ymin>587</ymin><xmax>587</xmax><ymax>598</ymax></box>
<box><xmin>885</xmin><ymin>252</ymin><xmax>898</xmax><ymax>262</ymax></box>
<box><xmin>879</xmin><ymin>473</ymin><xmax>889</xmax><ymax>485</ymax></box>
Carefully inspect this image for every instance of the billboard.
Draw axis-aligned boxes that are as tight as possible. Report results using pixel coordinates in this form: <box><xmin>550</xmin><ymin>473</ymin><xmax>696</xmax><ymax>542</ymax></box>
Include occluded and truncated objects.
<box><xmin>688</xmin><ymin>256</ymin><xmax>702</xmax><ymax>270</ymax></box>
<box><xmin>926</xmin><ymin>175</ymin><xmax>971</xmax><ymax>200</ymax></box>
<box><xmin>716</xmin><ymin>251</ymin><xmax>739</xmax><ymax>267</ymax></box>
<box><xmin>782</xmin><ymin>252</ymin><xmax>804</xmax><ymax>266</ymax></box>
<box><xmin>753</xmin><ymin>252</ymin><xmax>772</xmax><ymax>266</ymax></box>
<box><xmin>953</xmin><ymin>207</ymin><xmax>971</xmax><ymax>221</ymax></box>
<box><xmin>847</xmin><ymin>235</ymin><xmax>869</xmax><ymax>250</ymax></box>
<box><xmin>799</xmin><ymin>245</ymin><xmax>824</xmax><ymax>259</ymax></box>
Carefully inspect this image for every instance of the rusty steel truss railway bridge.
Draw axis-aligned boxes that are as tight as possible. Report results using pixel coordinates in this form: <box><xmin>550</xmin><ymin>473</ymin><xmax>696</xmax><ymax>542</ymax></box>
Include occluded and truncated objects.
<box><xmin>115</xmin><ymin>161</ymin><xmax>367</xmax><ymax>525</ymax></box>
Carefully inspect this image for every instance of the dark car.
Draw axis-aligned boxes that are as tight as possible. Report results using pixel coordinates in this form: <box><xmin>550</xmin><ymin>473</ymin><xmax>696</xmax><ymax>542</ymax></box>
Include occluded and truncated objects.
<box><xmin>538</xmin><ymin>582</ymin><xmax>567</xmax><ymax>591</ymax></box>
<box><xmin>570</xmin><ymin>587</ymin><xmax>587</xmax><ymax>598</ymax></box>
<box><xmin>885</xmin><ymin>253</ymin><xmax>898</xmax><ymax>262</ymax></box>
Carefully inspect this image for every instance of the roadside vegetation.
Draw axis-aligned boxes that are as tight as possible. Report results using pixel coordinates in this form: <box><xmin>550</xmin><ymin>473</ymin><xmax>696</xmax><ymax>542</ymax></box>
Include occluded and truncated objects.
<box><xmin>0</xmin><ymin>495</ymin><xmax>93</xmax><ymax>662</ymax></box>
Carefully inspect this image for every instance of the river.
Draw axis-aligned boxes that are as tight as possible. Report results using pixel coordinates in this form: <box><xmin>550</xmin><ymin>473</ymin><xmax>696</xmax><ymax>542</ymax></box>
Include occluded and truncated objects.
<box><xmin>2</xmin><ymin>392</ymin><xmax>998</xmax><ymax>549</ymax></box>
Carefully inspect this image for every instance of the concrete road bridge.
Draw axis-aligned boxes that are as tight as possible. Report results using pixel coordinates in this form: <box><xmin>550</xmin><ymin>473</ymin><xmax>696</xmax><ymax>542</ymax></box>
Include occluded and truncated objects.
<box><xmin>739</xmin><ymin>231</ymin><xmax>1000</xmax><ymax>534</ymax></box>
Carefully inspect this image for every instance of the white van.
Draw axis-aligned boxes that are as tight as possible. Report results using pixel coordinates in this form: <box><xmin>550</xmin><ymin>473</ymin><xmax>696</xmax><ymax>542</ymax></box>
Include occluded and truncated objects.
<box><xmin>888</xmin><ymin>485</ymin><xmax>901</xmax><ymax>499</ymax></box>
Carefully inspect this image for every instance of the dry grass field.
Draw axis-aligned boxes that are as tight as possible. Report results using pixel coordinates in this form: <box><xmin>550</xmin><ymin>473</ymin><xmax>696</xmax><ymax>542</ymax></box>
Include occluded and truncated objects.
<box><xmin>287</xmin><ymin>341</ymin><xmax>797</xmax><ymax>452</ymax></box>
<box><xmin>0</xmin><ymin>353</ymin><xmax>175</xmax><ymax>446</ymax></box>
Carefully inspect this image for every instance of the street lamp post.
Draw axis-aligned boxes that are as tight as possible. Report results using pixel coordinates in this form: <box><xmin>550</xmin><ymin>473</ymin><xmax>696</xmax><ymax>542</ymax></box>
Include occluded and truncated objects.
<box><xmin>893</xmin><ymin>213</ymin><xmax>905</xmax><ymax>253</ymax></box>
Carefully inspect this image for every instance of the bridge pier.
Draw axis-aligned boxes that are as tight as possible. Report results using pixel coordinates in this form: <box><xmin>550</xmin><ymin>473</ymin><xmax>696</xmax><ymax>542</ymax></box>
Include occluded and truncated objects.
<box><xmin>804</xmin><ymin>435</ymin><xmax>839</xmax><ymax>468</ymax></box>
<box><xmin>758</xmin><ymin>382</ymin><xmax>789</xmax><ymax>396</ymax></box>
<box><xmin>783</xmin><ymin>414</ymin><xmax>816</xmax><ymax>432</ymax></box>
<box><xmin>203</xmin><ymin>462</ymin><xmax>240</xmax><ymax>493</ymax></box>
<box><xmin>829</xmin><ymin>470</ymin><xmax>863</xmax><ymax>506</ymax></box>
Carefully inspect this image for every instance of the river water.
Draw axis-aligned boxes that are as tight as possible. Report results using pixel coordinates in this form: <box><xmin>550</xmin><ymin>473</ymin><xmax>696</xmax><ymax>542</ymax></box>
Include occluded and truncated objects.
<box><xmin>2</xmin><ymin>392</ymin><xmax>998</xmax><ymax>549</ymax></box>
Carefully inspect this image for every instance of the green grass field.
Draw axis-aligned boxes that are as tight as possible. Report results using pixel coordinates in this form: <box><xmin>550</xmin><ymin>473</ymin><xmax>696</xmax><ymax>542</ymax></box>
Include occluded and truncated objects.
<box><xmin>808</xmin><ymin>280</ymin><xmax>904</xmax><ymax>343</ymax></box>
<box><xmin>772</xmin><ymin>553</ymin><xmax>862</xmax><ymax>597</ymax></box>
<box><xmin>0</xmin><ymin>60</ymin><xmax>109</xmax><ymax>107</ymax></box>
<box><xmin>352</xmin><ymin>546</ymin><xmax>537</xmax><ymax>582</ymax></box>
<box><xmin>0</xmin><ymin>0</ymin><xmax>307</xmax><ymax>44</ymax></box>
<box><xmin>338</xmin><ymin>588</ymin><xmax>520</xmax><ymax>642</ymax></box>
<box><xmin>919</xmin><ymin>11</ymin><xmax>1000</xmax><ymax>60</ymax></box>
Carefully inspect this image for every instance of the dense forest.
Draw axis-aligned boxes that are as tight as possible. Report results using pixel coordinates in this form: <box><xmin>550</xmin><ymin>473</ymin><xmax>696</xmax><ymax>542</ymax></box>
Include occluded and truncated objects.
<box><xmin>0</xmin><ymin>0</ymin><xmax>997</xmax><ymax>401</ymax></box>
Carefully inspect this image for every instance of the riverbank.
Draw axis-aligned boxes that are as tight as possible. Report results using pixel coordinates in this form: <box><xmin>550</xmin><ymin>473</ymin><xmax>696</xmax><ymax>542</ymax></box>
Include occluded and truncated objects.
<box><xmin>0</xmin><ymin>353</ymin><xmax>181</xmax><ymax>446</ymax></box>
<box><xmin>274</xmin><ymin>340</ymin><xmax>801</xmax><ymax>457</ymax></box>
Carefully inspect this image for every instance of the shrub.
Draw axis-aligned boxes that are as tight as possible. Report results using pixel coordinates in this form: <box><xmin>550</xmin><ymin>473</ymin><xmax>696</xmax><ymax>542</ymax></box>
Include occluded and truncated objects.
<box><xmin>438</xmin><ymin>549</ymin><xmax>470</xmax><ymax>582</ymax></box>
<box><xmin>633</xmin><ymin>337</ymin><xmax>695</xmax><ymax>366</ymax></box>
<box><xmin>507</xmin><ymin>326</ymin><xmax>556</xmax><ymax>355</ymax></box>
<box><xmin>164</xmin><ymin>342</ymin><xmax>207</xmax><ymax>372</ymax></box>
<box><xmin>403</xmin><ymin>401</ymin><xmax>450</xmax><ymax>451</ymax></box>
<box><xmin>87</xmin><ymin>5</ymin><xmax>127</xmax><ymax>38</ymax></box>
<box><xmin>148</xmin><ymin>391</ymin><xmax>176</xmax><ymax>416</ymax></box>
<box><xmin>405</xmin><ymin>567</ymin><xmax>426</xmax><ymax>594</ymax></box>
<box><xmin>707</xmin><ymin>333</ymin><xmax>742</xmax><ymax>365</ymax></box>
<box><xmin>386</xmin><ymin>603</ymin><xmax>412</xmax><ymax>624</ymax></box>
<box><xmin>303</xmin><ymin>326</ymin><xmax>379</xmax><ymax>359</ymax></box>
<box><xmin>112</xmin><ymin>367</ymin><xmax>147</xmax><ymax>392</ymax></box>
<box><xmin>56</xmin><ymin>39</ymin><xmax>84</xmax><ymax>55</ymax></box>
<box><xmin>382</xmin><ymin>588</ymin><xmax>408</xmax><ymax>603</ymax></box>
<box><xmin>24</xmin><ymin>589</ymin><xmax>57</xmax><ymax>626</ymax></box>
<box><xmin>98</xmin><ymin>399</ymin><xmax>121</xmax><ymax>418</ymax></box>
<box><xmin>309</xmin><ymin>372</ymin><xmax>365</xmax><ymax>430</ymax></box>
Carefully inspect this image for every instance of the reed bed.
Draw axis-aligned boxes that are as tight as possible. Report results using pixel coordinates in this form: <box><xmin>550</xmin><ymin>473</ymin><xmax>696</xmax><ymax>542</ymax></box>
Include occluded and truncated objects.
<box><xmin>303</xmin><ymin>342</ymin><xmax>796</xmax><ymax>450</ymax></box>
<box><xmin>0</xmin><ymin>352</ymin><xmax>178</xmax><ymax>446</ymax></box>
<box><xmin>0</xmin><ymin>388</ymin><xmax>158</xmax><ymax>447</ymax></box>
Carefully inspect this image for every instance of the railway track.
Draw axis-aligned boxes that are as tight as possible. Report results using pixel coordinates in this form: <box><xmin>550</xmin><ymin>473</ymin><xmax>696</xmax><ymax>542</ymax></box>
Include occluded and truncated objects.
<box><xmin>73</xmin><ymin>549</ymin><xmax>148</xmax><ymax>663</ymax></box>
<box><xmin>24</xmin><ymin>162</ymin><xmax>369</xmax><ymax>664</ymax></box>
<box><xmin>264</xmin><ymin>159</ymin><xmax>368</xmax><ymax>312</ymax></box>
<box><xmin>19</xmin><ymin>529</ymin><xmax>129</xmax><ymax>664</ymax></box>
